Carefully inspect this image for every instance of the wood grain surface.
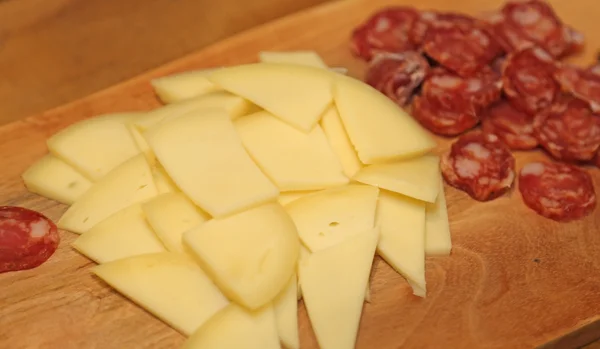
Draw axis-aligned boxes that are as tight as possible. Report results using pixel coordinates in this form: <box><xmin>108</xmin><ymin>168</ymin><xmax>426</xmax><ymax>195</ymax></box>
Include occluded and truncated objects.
<box><xmin>1</xmin><ymin>0</ymin><xmax>600</xmax><ymax>348</ymax></box>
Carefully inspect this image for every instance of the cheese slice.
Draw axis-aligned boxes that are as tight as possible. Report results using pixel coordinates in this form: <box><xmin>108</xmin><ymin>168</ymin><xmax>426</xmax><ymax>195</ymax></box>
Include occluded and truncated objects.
<box><xmin>47</xmin><ymin>113</ymin><xmax>141</xmax><ymax>180</ymax></box>
<box><xmin>93</xmin><ymin>252</ymin><xmax>228</xmax><ymax>336</ymax></box>
<box><xmin>320</xmin><ymin>105</ymin><xmax>362</xmax><ymax>178</ymax></box>
<box><xmin>144</xmin><ymin>110</ymin><xmax>278</xmax><ymax>218</ymax></box>
<box><xmin>285</xmin><ymin>184</ymin><xmax>379</xmax><ymax>252</ymax></box>
<box><xmin>425</xmin><ymin>179</ymin><xmax>452</xmax><ymax>256</ymax></box>
<box><xmin>209</xmin><ymin>63</ymin><xmax>334</xmax><ymax>132</ymax></box>
<box><xmin>58</xmin><ymin>154</ymin><xmax>158</xmax><ymax>234</ymax></box>
<box><xmin>334</xmin><ymin>75</ymin><xmax>436</xmax><ymax>164</ymax></box>
<box><xmin>127</xmin><ymin>123</ymin><xmax>155</xmax><ymax>164</ymax></box>
<box><xmin>299</xmin><ymin>227</ymin><xmax>379</xmax><ymax>349</ymax></box>
<box><xmin>22</xmin><ymin>154</ymin><xmax>92</xmax><ymax>205</ymax></box>
<box><xmin>182</xmin><ymin>304</ymin><xmax>280</xmax><ymax>349</ymax></box>
<box><xmin>72</xmin><ymin>204</ymin><xmax>165</xmax><ymax>263</ymax></box>
<box><xmin>183</xmin><ymin>203</ymin><xmax>300</xmax><ymax>310</ymax></box>
<box><xmin>273</xmin><ymin>276</ymin><xmax>300</xmax><ymax>349</ymax></box>
<box><xmin>353</xmin><ymin>154</ymin><xmax>441</xmax><ymax>203</ymax></box>
<box><xmin>376</xmin><ymin>190</ymin><xmax>427</xmax><ymax>297</ymax></box>
<box><xmin>152</xmin><ymin>164</ymin><xmax>179</xmax><ymax>194</ymax></box>
<box><xmin>259</xmin><ymin>51</ymin><xmax>328</xmax><ymax>69</ymax></box>
<box><xmin>151</xmin><ymin>69</ymin><xmax>222</xmax><ymax>103</ymax></box>
<box><xmin>235</xmin><ymin>111</ymin><xmax>348</xmax><ymax>191</ymax></box>
<box><xmin>277</xmin><ymin>190</ymin><xmax>318</xmax><ymax>206</ymax></box>
<box><xmin>142</xmin><ymin>192</ymin><xmax>210</xmax><ymax>254</ymax></box>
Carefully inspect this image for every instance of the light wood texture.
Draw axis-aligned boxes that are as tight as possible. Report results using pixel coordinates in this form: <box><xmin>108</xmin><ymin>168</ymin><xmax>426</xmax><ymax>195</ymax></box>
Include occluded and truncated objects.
<box><xmin>1</xmin><ymin>0</ymin><xmax>600</xmax><ymax>348</ymax></box>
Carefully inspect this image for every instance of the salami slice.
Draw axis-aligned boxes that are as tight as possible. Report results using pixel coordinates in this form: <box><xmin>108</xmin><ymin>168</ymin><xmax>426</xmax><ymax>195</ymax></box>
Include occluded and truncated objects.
<box><xmin>412</xmin><ymin>95</ymin><xmax>480</xmax><ymax>136</ymax></box>
<box><xmin>365</xmin><ymin>51</ymin><xmax>430</xmax><ymax>106</ymax></box>
<box><xmin>554</xmin><ymin>64</ymin><xmax>600</xmax><ymax>112</ymax></box>
<box><xmin>534</xmin><ymin>97</ymin><xmax>600</xmax><ymax>162</ymax></box>
<box><xmin>519</xmin><ymin>162</ymin><xmax>596</xmax><ymax>221</ymax></box>
<box><xmin>0</xmin><ymin>206</ymin><xmax>59</xmax><ymax>273</ymax></box>
<box><xmin>481</xmin><ymin>100</ymin><xmax>538</xmax><ymax>150</ymax></box>
<box><xmin>441</xmin><ymin>132</ymin><xmax>516</xmax><ymax>201</ymax></box>
<box><xmin>502</xmin><ymin>46</ymin><xmax>559</xmax><ymax>115</ymax></box>
<box><xmin>350</xmin><ymin>7</ymin><xmax>422</xmax><ymax>61</ymax></box>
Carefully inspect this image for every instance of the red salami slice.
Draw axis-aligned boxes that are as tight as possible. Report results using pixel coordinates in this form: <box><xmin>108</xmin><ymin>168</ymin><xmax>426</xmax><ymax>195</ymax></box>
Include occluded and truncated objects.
<box><xmin>0</xmin><ymin>206</ymin><xmax>59</xmax><ymax>273</ymax></box>
<box><xmin>481</xmin><ymin>100</ymin><xmax>538</xmax><ymax>150</ymax></box>
<box><xmin>554</xmin><ymin>65</ymin><xmax>600</xmax><ymax>112</ymax></box>
<box><xmin>365</xmin><ymin>51</ymin><xmax>430</xmax><ymax>106</ymax></box>
<box><xmin>350</xmin><ymin>7</ymin><xmax>422</xmax><ymax>61</ymax></box>
<box><xmin>534</xmin><ymin>97</ymin><xmax>600</xmax><ymax>162</ymax></box>
<box><xmin>519</xmin><ymin>162</ymin><xmax>596</xmax><ymax>221</ymax></box>
<box><xmin>502</xmin><ymin>46</ymin><xmax>559</xmax><ymax>115</ymax></box>
<box><xmin>441</xmin><ymin>132</ymin><xmax>516</xmax><ymax>201</ymax></box>
<box><xmin>412</xmin><ymin>95</ymin><xmax>480</xmax><ymax>136</ymax></box>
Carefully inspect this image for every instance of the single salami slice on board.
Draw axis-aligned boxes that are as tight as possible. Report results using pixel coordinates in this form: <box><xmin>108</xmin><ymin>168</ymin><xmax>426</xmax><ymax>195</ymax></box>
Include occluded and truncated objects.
<box><xmin>365</xmin><ymin>51</ymin><xmax>430</xmax><ymax>106</ymax></box>
<box><xmin>0</xmin><ymin>206</ymin><xmax>59</xmax><ymax>273</ymax></box>
<box><xmin>441</xmin><ymin>132</ymin><xmax>516</xmax><ymax>201</ymax></box>
<box><xmin>412</xmin><ymin>95</ymin><xmax>480</xmax><ymax>136</ymax></box>
<box><xmin>481</xmin><ymin>100</ymin><xmax>538</xmax><ymax>150</ymax></box>
<box><xmin>534</xmin><ymin>97</ymin><xmax>600</xmax><ymax>162</ymax></box>
<box><xmin>350</xmin><ymin>7</ymin><xmax>422</xmax><ymax>61</ymax></box>
<box><xmin>519</xmin><ymin>162</ymin><xmax>596</xmax><ymax>221</ymax></box>
<box><xmin>554</xmin><ymin>65</ymin><xmax>600</xmax><ymax>112</ymax></box>
<box><xmin>502</xmin><ymin>46</ymin><xmax>559</xmax><ymax>115</ymax></box>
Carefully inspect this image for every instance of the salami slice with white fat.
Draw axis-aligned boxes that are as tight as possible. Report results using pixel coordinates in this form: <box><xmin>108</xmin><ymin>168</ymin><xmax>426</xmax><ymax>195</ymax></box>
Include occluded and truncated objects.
<box><xmin>502</xmin><ymin>46</ymin><xmax>559</xmax><ymax>115</ymax></box>
<box><xmin>0</xmin><ymin>206</ymin><xmax>59</xmax><ymax>273</ymax></box>
<box><xmin>554</xmin><ymin>64</ymin><xmax>600</xmax><ymax>112</ymax></box>
<box><xmin>481</xmin><ymin>100</ymin><xmax>538</xmax><ymax>150</ymax></box>
<box><xmin>519</xmin><ymin>162</ymin><xmax>596</xmax><ymax>221</ymax></box>
<box><xmin>534</xmin><ymin>96</ymin><xmax>600</xmax><ymax>162</ymax></box>
<box><xmin>365</xmin><ymin>51</ymin><xmax>430</xmax><ymax>106</ymax></box>
<box><xmin>441</xmin><ymin>132</ymin><xmax>516</xmax><ymax>201</ymax></box>
<box><xmin>412</xmin><ymin>95</ymin><xmax>480</xmax><ymax>136</ymax></box>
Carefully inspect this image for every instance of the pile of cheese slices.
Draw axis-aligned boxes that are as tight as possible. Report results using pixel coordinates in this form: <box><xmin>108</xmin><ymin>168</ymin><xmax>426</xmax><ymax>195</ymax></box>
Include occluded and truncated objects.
<box><xmin>22</xmin><ymin>51</ymin><xmax>452</xmax><ymax>349</ymax></box>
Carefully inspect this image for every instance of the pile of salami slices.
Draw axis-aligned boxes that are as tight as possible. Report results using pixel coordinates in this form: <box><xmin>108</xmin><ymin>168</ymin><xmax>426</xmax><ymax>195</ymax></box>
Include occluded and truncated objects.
<box><xmin>351</xmin><ymin>0</ymin><xmax>599</xmax><ymax>222</ymax></box>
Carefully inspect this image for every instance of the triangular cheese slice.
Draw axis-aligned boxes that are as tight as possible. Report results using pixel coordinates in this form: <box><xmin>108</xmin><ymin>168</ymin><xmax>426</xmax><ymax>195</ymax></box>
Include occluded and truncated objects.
<box><xmin>425</xmin><ymin>179</ymin><xmax>452</xmax><ymax>256</ymax></box>
<box><xmin>273</xmin><ymin>276</ymin><xmax>300</xmax><ymax>349</ymax></box>
<box><xmin>320</xmin><ymin>105</ymin><xmax>362</xmax><ymax>178</ymax></box>
<box><xmin>150</xmin><ymin>69</ymin><xmax>221</xmax><ymax>103</ymax></box>
<box><xmin>258</xmin><ymin>51</ymin><xmax>328</xmax><ymax>69</ymax></box>
<box><xmin>299</xmin><ymin>227</ymin><xmax>379</xmax><ymax>349</ymax></box>
<box><xmin>376</xmin><ymin>190</ymin><xmax>427</xmax><ymax>297</ymax></box>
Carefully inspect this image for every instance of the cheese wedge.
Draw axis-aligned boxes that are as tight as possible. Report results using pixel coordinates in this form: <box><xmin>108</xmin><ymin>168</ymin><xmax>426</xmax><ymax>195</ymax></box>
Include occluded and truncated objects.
<box><xmin>93</xmin><ymin>252</ymin><xmax>228</xmax><ymax>336</ymax></box>
<box><xmin>320</xmin><ymin>105</ymin><xmax>362</xmax><ymax>178</ymax></box>
<box><xmin>277</xmin><ymin>191</ymin><xmax>318</xmax><ymax>206</ymax></box>
<box><xmin>151</xmin><ymin>69</ymin><xmax>222</xmax><ymax>103</ymax></box>
<box><xmin>22</xmin><ymin>154</ymin><xmax>92</xmax><ymax>205</ymax></box>
<box><xmin>334</xmin><ymin>75</ymin><xmax>436</xmax><ymax>164</ymax></box>
<box><xmin>273</xmin><ymin>276</ymin><xmax>300</xmax><ymax>349</ymax></box>
<box><xmin>258</xmin><ymin>51</ymin><xmax>328</xmax><ymax>69</ymax></box>
<box><xmin>151</xmin><ymin>164</ymin><xmax>179</xmax><ymax>194</ymax></box>
<box><xmin>285</xmin><ymin>184</ymin><xmax>379</xmax><ymax>252</ymax></box>
<box><xmin>58</xmin><ymin>154</ymin><xmax>158</xmax><ymax>234</ymax></box>
<box><xmin>376</xmin><ymin>190</ymin><xmax>427</xmax><ymax>297</ymax></box>
<box><xmin>182</xmin><ymin>304</ymin><xmax>280</xmax><ymax>349</ymax></box>
<box><xmin>183</xmin><ymin>203</ymin><xmax>299</xmax><ymax>310</ymax></box>
<box><xmin>425</xmin><ymin>180</ymin><xmax>452</xmax><ymax>256</ymax></box>
<box><xmin>209</xmin><ymin>63</ymin><xmax>334</xmax><ymax>132</ymax></box>
<box><xmin>142</xmin><ymin>192</ymin><xmax>210</xmax><ymax>254</ymax></box>
<box><xmin>72</xmin><ymin>204</ymin><xmax>165</xmax><ymax>263</ymax></box>
<box><xmin>299</xmin><ymin>227</ymin><xmax>379</xmax><ymax>349</ymax></box>
<box><xmin>145</xmin><ymin>110</ymin><xmax>278</xmax><ymax>218</ymax></box>
<box><xmin>235</xmin><ymin>111</ymin><xmax>348</xmax><ymax>191</ymax></box>
<box><xmin>47</xmin><ymin>113</ymin><xmax>141</xmax><ymax>180</ymax></box>
<box><xmin>353</xmin><ymin>154</ymin><xmax>441</xmax><ymax>203</ymax></box>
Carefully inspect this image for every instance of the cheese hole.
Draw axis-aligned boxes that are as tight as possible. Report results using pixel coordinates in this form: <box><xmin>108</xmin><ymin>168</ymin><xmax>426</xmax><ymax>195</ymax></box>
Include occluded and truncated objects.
<box><xmin>328</xmin><ymin>221</ymin><xmax>339</xmax><ymax>227</ymax></box>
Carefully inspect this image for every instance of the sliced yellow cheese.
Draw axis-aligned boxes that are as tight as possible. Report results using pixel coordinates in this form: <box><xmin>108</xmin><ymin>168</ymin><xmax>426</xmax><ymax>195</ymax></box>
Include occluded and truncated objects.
<box><xmin>151</xmin><ymin>69</ymin><xmax>221</xmax><ymax>103</ymax></box>
<box><xmin>93</xmin><ymin>252</ymin><xmax>228</xmax><ymax>336</ymax></box>
<box><xmin>235</xmin><ymin>111</ymin><xmax>348</xmax><ymax>191</ymax></box>
<box><xmin>285</xmin><ymin>184</ymin><xmax>379</xmax><ymax>252</ymax></box>
<box><xmin>142</xmin><ymin>192</ymin><xmax>210</xmax><ymax>254</ymax></box>
<box><xmin>320</xmin><ymin>105</ymin><xmax>362</xmax><ymax>178</ymax></box>
<box><xmin>273</xmin><ymin>276</ymin><xmax>300</xmax><ymax>349</ymax></box>
<box><xmin>182</xmin><ymin>304</ymin><xmax>280</xmax><ymax>349</ymax></box>
<box><xmin>209</xmin><ymin>63</ymin><xmax>334</xmax><ymax>132</ymax></box>
<box><xmin>425</xmin><ymin>180</ymin><xmax>452</xmax><ymax>256</ymax></box>
<box><xmin>258</xmin><ymin>51</ymin><xmax>328</xmax><ymax>69</ymax></box>
<box><xmin>22</xmin><ymin>154</ymin><xmax>92</xmax><ymax>205</ymax></box>
<box><xmin>72</xmin><ymin>204</ymin><xmax>165</xmax><ymax>263</ymax></box>
<box><xmin>152</xmin><ymin>164</ymin><xmax>179</xmax><ymax>194</ymax></box>
<box><xmin>145</xmin><ymin>110</ymin><xmax>278</xmax><ymax>218</ymax></box>
<box><xmin>58</xmin><ymin>154</ymin><xmax>158</xmax><ymax>234</ymax></box>
<box><xmin>353</xmin><ymin>154</ymin><xmax>441</xmax><ymax>203</ymax></box>
<box><xmin>334</xmin><ymin>75</ymin><xmax>436</xmax><ymax>164</ymax></box>
<box><xmin>183</xmin><ymin>203</ymin><xmax>300</xmax><ymax>310</ymax></box>
<box><xmin>47</xmin><ymin>113</ymin><xmax>141</xmax><ymax>180</ymax></box>
<box><xmin>376</xmin><ymin>190</ymin><xmax>426</xmax><ymax>297</ymax></box>
<box><xmin>277</xmin><ymin>190</ymin><xmax>318</xmax><ymax>206</ymax></box>
<box><xmin>299</xmin><ymin>227</ymin><xmax>379</xmax><ymax>349</ymax></box>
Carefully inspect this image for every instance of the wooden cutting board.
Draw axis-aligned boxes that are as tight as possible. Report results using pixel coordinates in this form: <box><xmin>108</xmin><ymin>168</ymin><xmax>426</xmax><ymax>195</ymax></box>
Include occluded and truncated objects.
<box><xmin>1</xmin><ymin>0</ymin><xmax>600</xmax><ymax>348</ymax></box>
